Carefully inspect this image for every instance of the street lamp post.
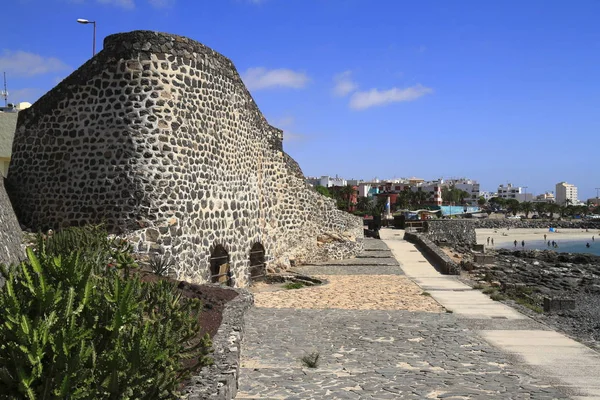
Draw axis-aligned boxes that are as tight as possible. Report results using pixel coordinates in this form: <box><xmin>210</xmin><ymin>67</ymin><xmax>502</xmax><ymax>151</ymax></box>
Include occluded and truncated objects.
<box><xmin>523</xmin><ymin>186</ymin><xmax>528</xmax><ymax>202</ymax></box>
<box><xmin>77</xmin><ymin>19</ymin><xmax>97</xmax><ymax>56</ymax></box>
<box><xmin>596</xmin><ymin>187</ymin><xmax>600</xmax><ymax>206</ymax></box>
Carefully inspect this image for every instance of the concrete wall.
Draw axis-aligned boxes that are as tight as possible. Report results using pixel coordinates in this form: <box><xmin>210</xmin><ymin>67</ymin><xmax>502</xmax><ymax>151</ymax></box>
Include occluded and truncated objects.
<box><xmin>6</xmin><ymin>30</ymin><xmax>363</xmax><ymax>286</ymax></box>
<box><xmin>404</xmin><ymin>231</ymin><xmax>460</xmax><ymax>275</ymax></box>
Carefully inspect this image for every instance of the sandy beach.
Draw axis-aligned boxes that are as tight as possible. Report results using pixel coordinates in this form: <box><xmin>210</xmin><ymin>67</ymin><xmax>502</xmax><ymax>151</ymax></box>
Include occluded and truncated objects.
<box><xmin>476</xmin><ymin>228</ymin><xmax>600</xmax><ymax>248</ymax></box>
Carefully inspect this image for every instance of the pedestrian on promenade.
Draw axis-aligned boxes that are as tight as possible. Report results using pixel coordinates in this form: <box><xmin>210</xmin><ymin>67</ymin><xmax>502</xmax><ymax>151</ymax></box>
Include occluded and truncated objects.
<box><xmin>521</xmin><ymin>240</ymin><xmax>525</xmax><ymax>248</ymax></box>
<box><xmin>514</xmin><ymin>240</ymin><xmax>518</xmax><ymax>247</ymax></box>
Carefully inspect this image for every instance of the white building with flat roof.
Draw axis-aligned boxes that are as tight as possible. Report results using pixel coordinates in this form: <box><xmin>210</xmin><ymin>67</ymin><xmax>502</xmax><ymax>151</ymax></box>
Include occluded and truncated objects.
<box><xmin>555</xmin><ymin>182</ymin><xmax>578</xmax><ymax>205</ymax></box>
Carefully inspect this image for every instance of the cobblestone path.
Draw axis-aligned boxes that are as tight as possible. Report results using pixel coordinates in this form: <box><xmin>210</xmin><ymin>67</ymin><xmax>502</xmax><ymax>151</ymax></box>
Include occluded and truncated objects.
<box><xmin>236</xmin><ymin>239</ymin><xmax>568</xmax><ymax>399</ymax></box>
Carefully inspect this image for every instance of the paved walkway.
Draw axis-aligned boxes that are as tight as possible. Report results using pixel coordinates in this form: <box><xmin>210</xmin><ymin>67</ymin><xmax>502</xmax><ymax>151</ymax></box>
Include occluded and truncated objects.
<box><xmin>381</xmin><ymin>229</ymin><xmax>600</xmax><ymax>400</ymax></box>
<box><xmin>237</xmin><ymin>235</ymin><xmax>572</xmax><ymax>399</ymax></box>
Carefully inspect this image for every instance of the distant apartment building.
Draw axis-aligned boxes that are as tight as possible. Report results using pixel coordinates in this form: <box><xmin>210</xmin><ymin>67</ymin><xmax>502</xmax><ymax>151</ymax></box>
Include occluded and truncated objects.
<box><xmin>496</xmin><ymin>183</ymin><xmax>533</xmax><ymax>202</ymax></box>
<box><xmin>307</xmin><ymin>175</ymin><xmax>347</xmax><ymax>188</ymax></box>
<box><xmin>555</xmin><ymin>182</ymin><xmax>578</xmax><ymax>205</ymax></box>
<box><xmin>479</xmin><ymin>191</ymin><xmax>497</xmax><ymax>201</ymax></box>
<box><xmin>445</xmin><ymin>178</ymin><xmax>481</xmax><ymax>203</ymax></box>
<box><xmin>361</xmin><ymin>178</ymin><xmax>443</xmax><ymax>206</ymax></box>
<box><xmin>534</xmin><ymin>192</ymin><xmax>556</xmax><ymax>203</ymax></box>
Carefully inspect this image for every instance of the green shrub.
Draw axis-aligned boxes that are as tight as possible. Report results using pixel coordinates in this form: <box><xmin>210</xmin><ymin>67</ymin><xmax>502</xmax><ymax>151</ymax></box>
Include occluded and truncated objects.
<box><xmin>490</xmin><ymin>293</ymin><xmax>506</xmax><ymax>301</ymax></box>
<box><xmin>149</xmin><ymin>254</ymin><xmax>175</xmax><ymax>277</ymax></box>
<box><xmin>283</xmin><ymin>282</ymin><xmax>304</xmax><ymax>290</ymax></box>
<box><xmin>0</xmin><ymin>226</ymin><xmax>212</xmax><ymax>399</ymax></box>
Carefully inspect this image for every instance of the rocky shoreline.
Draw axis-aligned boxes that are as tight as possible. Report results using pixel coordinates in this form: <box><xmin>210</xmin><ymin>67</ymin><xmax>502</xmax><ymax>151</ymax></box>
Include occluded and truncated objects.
<box><xmin>461</xmin><ymin>248</ymin><xmax>600</xmax><ymax>350</ymax></box>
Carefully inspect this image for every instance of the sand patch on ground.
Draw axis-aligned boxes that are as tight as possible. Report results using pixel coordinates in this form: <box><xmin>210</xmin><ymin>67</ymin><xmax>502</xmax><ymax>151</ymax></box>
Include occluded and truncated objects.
<box><xmin>252</xmin><ymin>275</ymin><xmax>443</xmax><ymax>312</ymax></box>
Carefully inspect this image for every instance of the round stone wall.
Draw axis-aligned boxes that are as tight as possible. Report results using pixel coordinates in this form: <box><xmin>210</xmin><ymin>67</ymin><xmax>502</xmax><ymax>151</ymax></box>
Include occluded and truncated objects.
<box><xmin>7</xmin><ymin>30</ymin><xmax>363</xmax><ymax>286</ymax></box>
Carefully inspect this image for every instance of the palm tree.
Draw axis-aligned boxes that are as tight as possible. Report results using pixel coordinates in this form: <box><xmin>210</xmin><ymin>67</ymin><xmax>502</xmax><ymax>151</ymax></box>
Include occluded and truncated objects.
<box><xmin>547</xmin><ymin>203</ymin><xmax>560</xmax><ymax>220</ymax></box>
<box><xmin>477</xmin><ymin>197</ymin><xmax>487</xmax><ymax>207</ymax></box>
<box><xmin>534</xmin><ymin>202</ymin><xmax>547</xmax><ymax>218</ymax></box>
<box><xmin>356</xmin><ymin>196</ymin><xmax>372</xmax><ymax>213</ymax></box>
<box><xmin>506</xmin><ymin>199</ymin><xmax>520</xmax><ymax>216</ymax></box>
<box><xmin>521</xmin><ymin>202</ymin><xmax>533</xmax><ymax>219</ymax></box>
<box><xmin>340</xmin><ymin>184</ymin><xmax>357</xmax><ymax>211</ymax></box>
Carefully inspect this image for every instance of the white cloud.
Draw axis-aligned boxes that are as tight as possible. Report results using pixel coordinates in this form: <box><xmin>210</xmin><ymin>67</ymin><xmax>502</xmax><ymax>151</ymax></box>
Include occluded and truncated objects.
<box><xmin>0</xmin><ymin>50</ymin><xmax>70</xmax><ymax>77</ymax></box>
<box><xmin>97</xmin><ymin>0</ymin><xmax>135</xmax><ymax>8</ymax></box>
<box><xmin>349</xmin><ymin>84</ymin><xmax>433</xmax><ymax>110</ymax></box>
<box><xmin>332</xmin><ymin>70</ymin><xmax>358</xmax><ymax>97</ymax></box>
<box><xmin>242</xmin><ymin>67</ymin><xmax>309</xmax><ymax>90</ymax></box>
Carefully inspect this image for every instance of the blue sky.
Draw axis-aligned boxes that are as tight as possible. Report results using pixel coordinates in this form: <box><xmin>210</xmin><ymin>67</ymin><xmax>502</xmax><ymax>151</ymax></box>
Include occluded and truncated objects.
<box><xmin>2</xmin><ymin>0</ymin><xmax>599</xmax><ymax>199</ymax></box>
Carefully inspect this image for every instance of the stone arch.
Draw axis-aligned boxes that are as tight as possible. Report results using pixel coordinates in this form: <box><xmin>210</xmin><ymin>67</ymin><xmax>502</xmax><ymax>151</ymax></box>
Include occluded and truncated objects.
<box><xmin>248</xmin><ymin>242</ymin><xmax>266</xmax><ymax>282</ymax></box>
<box><xmin>209</xmin><ymin>244</ymin><xmax>231</xmax><ymax>285</ymax></box>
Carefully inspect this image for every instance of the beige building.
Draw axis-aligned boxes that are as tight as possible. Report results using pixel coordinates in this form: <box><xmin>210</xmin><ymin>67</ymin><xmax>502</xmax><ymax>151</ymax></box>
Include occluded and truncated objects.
<box><xmin>0</xmin><ymin>110</ymin><xmax>18</xmax><ymax>177</ymax></box>
<box><xmin>555</xmin><ymin>182</ymin><xmax>578</xmax><ymax>205</ymax></box>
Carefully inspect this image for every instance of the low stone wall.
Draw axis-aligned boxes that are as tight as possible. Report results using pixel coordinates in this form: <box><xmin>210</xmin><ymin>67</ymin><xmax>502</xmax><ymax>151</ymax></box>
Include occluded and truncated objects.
<box><xmin>0</xmin><ymin>178</ymin><xmax>23</xmax><ymax>270</ymax></box>
<box><xmin>424</xmin><ymin>220</ymin><xmax>476</xmax><ymax>248</ymax></box>
<box><xmin>181</xmin><ymin>287</ymin><xmax>253</xmax><ymax>400</ymax></box>
<box><xmin>404</xmin><ymin>231</ymin><xmax>460</xmax><ymax>275</ymax></box>
<box><xmin>424</xmin><ymin>219</ymin><xmax>600</xmax><ymax>251</ymax></box>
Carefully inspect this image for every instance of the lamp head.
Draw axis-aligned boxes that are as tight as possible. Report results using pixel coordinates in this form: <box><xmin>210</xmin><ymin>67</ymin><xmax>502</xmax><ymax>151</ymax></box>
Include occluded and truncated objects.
<box><xmin>77</xmin><ymin>19</ymin><xmax>90</xmax><ymax>24</ymax></box>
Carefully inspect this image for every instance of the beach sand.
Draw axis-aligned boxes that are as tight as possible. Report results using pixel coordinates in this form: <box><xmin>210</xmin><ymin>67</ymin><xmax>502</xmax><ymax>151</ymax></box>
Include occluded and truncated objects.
<box><xmin>476</xmin><ymin>228</ymin><xmax>600</xmax><ymax>248</ymax></box>
<box><xmin>251</xmin><ymin>275</ymin><xmax>443</xmax><ymax>312</ymax></box>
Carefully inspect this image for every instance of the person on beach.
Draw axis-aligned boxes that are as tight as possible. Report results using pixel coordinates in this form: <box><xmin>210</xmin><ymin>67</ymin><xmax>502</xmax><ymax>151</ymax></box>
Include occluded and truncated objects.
<box><xmin>521</xmin><ymin>240</ymin><xmax>525</xmax><ymax>248</ymax></box>
<box><xmin>593</xmin><ymin>236</ymin><xmax>595</xmax><ymax>242</ymax></box>
<box><xmin>548</xmin><ymin>241</ymin><xmax>551</xmax><ymax>247</ymax></box>
<box><xmin>586</xmin><ymin>243</ymin><xmax>591</xmax><ymax>248</ymax></box>
<box><xmin>514</xmin><ymin>240</ymin><xmax>518</xmax><ymax>247</ymax></box>
<box><xmin>487</xmin><ymin>237</ymin><xmax>490</xmax><ymax>245</ymax></box>
<box><xmin>544</xmin><ymin>234</ymin><xmax>547</xmax><ymax>241</ymax></box>
<box><xmin>491</xmin><ymin>238</ymin><xmax>494</xmax><ymax>246</ymax></box>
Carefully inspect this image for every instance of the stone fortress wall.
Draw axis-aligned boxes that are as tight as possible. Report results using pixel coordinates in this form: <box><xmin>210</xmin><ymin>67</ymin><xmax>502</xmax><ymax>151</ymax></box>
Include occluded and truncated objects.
<box><xmin>0</xmin><ymin>178</ymin><xmax>23</xmax><ymax>269</ymax></box>
<box><xmin>6</xmin><ymin>30</ymin><xmax>363</xmax><ymax>286</ymax></box>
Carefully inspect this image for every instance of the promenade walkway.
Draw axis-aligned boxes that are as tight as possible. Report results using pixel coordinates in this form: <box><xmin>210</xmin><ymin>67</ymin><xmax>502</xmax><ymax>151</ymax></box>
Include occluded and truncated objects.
<box><xmin>380</xmin><ymin>229</ymin><xmax>600</xmax><ymax>400</ymax></box>
<box><xmin>236</xmin><ymin>234</ymin><xmax>571</xmax><ymax>399</ymax></box>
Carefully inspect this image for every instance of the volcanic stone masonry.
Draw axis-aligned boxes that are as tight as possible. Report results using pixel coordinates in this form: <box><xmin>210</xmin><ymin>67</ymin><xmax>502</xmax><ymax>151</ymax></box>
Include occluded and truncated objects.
<box><xmin>0</xmin><ymin>178</ymin><xmax>23</xmax><ymax>270</ymax></box>
<box><xmin>6</xmin><ymin>30</ymin><xmax>363</xmax><ymax>286</ymax></box>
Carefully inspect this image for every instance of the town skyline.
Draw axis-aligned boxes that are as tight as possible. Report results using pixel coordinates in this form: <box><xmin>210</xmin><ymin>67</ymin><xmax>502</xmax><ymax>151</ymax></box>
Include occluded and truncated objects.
<box><xmin>2</xmin><ymin>0</ymin><xmax>599</xmax><ymax>199</ymax></box>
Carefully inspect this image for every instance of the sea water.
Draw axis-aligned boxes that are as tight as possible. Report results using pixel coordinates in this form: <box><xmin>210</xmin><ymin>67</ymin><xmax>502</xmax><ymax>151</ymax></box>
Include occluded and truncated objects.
<box><xmin>498</xmin><ymin>239</ymin><xmax>600</xmax><ymax>256</ymax></box>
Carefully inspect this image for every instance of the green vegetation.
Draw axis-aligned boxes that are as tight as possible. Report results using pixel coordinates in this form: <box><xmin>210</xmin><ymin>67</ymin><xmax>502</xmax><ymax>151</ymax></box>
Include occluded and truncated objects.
<box><xmin>149</xmin><ymin>254</ymin><xmax>175</xmax><ymax>277</ymax></box>
<box><xmin>284</xmin><ymin>282</ymin><xmax>305</xmax><ymax>290</ymax></box>
<box><xmin>482</xmin><ymin>287</ymin><xmax>497</xmax><ymax>295</ymax></box>
<box><xmin>490</xmin><ymin>293</ymin><xmax>506</xmax><ymax>301</ymax></box>
<box><xmin>441</xmin><ymin>186</ymin><xmax>470</xmax><ymax>205</ymax></box>
<box><xmin>472</xmin><ymin>283</ymin><xmax>486</xmax><ymax>290</ymax></box>
<box><xmin>0</xmin><ymin>226</ymin><xmax>212</xmax><ymax>399</ymax></box>
<box><xmin>300</xmin><ymin>352</ymin><xmax>320</xmax><ymax>368</ymax></box>
<box><xmin>420</xmin><ymin>291</ymin><xmax>431</xmax><ymax>296</ymax></box>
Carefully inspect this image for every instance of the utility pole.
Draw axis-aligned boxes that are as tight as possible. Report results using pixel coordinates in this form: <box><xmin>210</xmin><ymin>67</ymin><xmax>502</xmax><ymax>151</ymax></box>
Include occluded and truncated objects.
<box><xmin>596</xmin><ymin>188</ymin><xmax>600</xmax><ymax>205</ymax></box>
<box><xmin>1</xmin><ymin>72</ymin><xmax>7</xmax><ymax>107</ymax></box>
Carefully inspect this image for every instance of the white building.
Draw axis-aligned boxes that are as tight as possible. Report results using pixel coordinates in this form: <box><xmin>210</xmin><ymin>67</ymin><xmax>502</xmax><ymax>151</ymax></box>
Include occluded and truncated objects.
<box><xmin>446</xmin><ymin>178</ymin><xmax>480</xmax><ymax>204</ymax></box>
<box><xmin>555</xmin><ymin>182</ymin><xmax>578</xmax><ymax>205</ymax></box>
<box><xmin>534</xmin><ymin>192</ymin><xmax>556</xmax><ymax>203</ymax></box>
<box><xmin>497</xmin><ymin>183</ymin><xmax>534</xmax><ymax>202</ymax></box>
<box><xmin>306</xmin><ymin>175</ymin><xmax>347</xmax><ymax>188</ymax></box>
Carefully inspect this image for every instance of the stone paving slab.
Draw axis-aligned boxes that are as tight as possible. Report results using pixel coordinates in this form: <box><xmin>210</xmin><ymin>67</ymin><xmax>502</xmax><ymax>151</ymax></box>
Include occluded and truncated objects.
<box><xmin>237</xmin><ymin>309</ymin><xmax>567</xmax><ymax>399</ymax></box>
<box><xmin>362</xmin><ymin>238</ymin><xmax>392</xmax><ymax>251</ymax></box>
<box><xmin>291</xmin><ymin>264</ymin><xmax>404</xmax><ymax>276</ymax></box>
<box><xmin>356</xmin><ymin>250</ymin><xmax>393</xmax><ymax>258</ymax></box>
<box><xmin>304</xmin><ymin>257</ymin><xmax>399</xmax><ymax>266</ymax></box>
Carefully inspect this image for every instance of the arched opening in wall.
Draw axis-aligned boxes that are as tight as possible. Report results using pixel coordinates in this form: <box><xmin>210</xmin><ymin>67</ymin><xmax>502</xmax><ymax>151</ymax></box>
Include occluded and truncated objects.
<box><xmin>249</xmin><ymin>242</ymin><xmax>266</xmax><ymax>283</ymax></box>
<box><xmin>210</xmin><ymin>245</ymin><xmax>232</xmax><ymax>286</ymax></box>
